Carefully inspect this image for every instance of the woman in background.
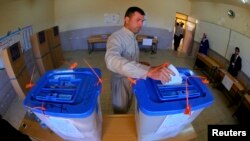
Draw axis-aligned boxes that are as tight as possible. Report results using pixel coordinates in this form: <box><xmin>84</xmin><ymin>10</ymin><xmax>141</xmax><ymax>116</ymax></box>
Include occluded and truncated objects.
<box><xmin>199</xmin><ymin>33</ymin><xmax>209</xmax><ymax>55</ymax></box>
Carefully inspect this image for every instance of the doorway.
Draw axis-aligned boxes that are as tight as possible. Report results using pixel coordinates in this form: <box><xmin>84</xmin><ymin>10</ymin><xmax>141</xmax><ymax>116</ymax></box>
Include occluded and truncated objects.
<box><xmin>174</xmin><ymin>12</ymin><xmax>196</xmax><ymax>56</ymax></box>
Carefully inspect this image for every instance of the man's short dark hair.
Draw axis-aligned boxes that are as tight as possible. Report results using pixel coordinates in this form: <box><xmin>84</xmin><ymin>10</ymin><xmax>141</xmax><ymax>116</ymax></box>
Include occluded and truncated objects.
<box><xmin>235</xmin><ymin>47</ymin><xmax>240</xmax><ymax>52</ymax></box>
<box><xmin>125</xmin><ymin>7</ymin><xmax>145</xmax><ymax>17</ymax></box>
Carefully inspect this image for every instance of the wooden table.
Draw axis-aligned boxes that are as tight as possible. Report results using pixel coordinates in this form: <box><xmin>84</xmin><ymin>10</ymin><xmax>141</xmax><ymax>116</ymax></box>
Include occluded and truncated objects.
<box><xmin>102</xmin><ymin>114</ymin><xmax>197</xmax><ymax>141</ymax></box>
<box><xmin>19</xmin><ymin>114</ymin><xmax>197</xmax><ymax>141</ymax></box>
<box><xmin>244</xmin><ymin>94</ymin><xmax>250</xmax><ymax>109</ymax></box>
<box><xmin>19</xmin><ymin>118</ymin><xmax>63</xmax><ymax>141</ymax></box>
<box><xmin>194</xmin><ymin>53</ymin><xmax>221</xmax><ymax>82</ymax></box>
<box><xmin>87</xmin><ymin>34</ymin><xmax>158</xmax><ymax>54</ymax></box>
<box><xmin>87</xmin><ymin>34</ymin><xmax>110</xmax><ymax>54</ymax></box>
<box><xmin>216</xmin><ymin>68</ymin><xmax>245</xmax><ymax>106</ymax></box>
<box><xmin>196</xmin><ymin>53</ymin><xmax>220</xmax><ymax>68</ymax></box>
<box><xmin>136</xmin><ymin>34</ymin><xmax>158</xmax><ymax>54</ymax></box>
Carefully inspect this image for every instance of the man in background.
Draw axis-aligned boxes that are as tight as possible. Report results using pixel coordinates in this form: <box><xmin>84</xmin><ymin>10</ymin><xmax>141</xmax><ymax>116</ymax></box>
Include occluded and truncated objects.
<box><xmin>228</xmin><ymin>47</ymin><xmax>242</xmax><ymax>77</ymax></box>
<box><xmin>174</xmin><ymin>22</ymin><xmax>184</xmax><ymax>51</ymax></box>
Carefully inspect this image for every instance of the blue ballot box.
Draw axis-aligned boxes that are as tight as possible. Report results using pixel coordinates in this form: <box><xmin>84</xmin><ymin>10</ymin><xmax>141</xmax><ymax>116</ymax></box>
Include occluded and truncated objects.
<box><xmin>133</xmin><ymin>67</ymin><xmax>214</xmax><ymax>141</ymax></box>
<box><xmin>23</xmin><ymin>68</ymin><xmax>102</xmax><ymax>141</ymax></box>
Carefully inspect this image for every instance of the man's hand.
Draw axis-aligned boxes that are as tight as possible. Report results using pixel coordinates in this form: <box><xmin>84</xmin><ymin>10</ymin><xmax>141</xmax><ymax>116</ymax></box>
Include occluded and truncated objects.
<box><xmin>147</xmin><ymin>65</ymin><xmax>175</xmax><ymax>84</ymax></box>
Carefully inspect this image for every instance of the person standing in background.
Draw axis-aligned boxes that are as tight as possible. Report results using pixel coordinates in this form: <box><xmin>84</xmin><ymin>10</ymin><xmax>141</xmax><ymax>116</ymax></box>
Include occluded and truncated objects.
<box><xmin>194</xmin><ymin>33</ymin><xmax>210</xmax><ymax>68</ymax></box>
<box><xmin>174</xmin><ymin>22</ymin><xmax>181</xmax><ymax>51</ymax></box>
<box><xmin>228</xmin><ymin>47</ymin><xmax>242</xmax><ymax>77</ymax></box>
<box><xmin>179</xmin><ymin>22</ymin><xmax>184</xmax><ymax>41</ymax></box>
<box><xmin>173</xmin><ymin>22</ymin><xmax>184</xmax><ymax>51</ymax></box>
<box><xmin>105</xmin><ymin>6</ymin><xmax>175</xmax><ymax>114</ymax></box>
<box><xmin>198</xmin><ymin>33</ymin><xmax>209</xmax><ymax>55</ymax></box>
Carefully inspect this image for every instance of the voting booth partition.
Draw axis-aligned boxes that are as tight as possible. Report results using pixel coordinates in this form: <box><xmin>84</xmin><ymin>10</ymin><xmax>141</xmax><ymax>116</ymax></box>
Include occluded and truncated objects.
<box><xmin>31</xmin><ymin>26</ymin><xmax>65</xmax><ymax>75</ymax></box>
<box><xmin>45</xmin><ymin>26</ymin><xmax>65</xmax><ymax>68</ymax></box>
<box><xmin>30</xmin><ymin>30</ymin><xmax>54</xmax><ymax>75</ymax></box>
<box><xmin>0</xmin><ymin>41</ymin><xmax>31</xmax><ymax>99</ymax></box>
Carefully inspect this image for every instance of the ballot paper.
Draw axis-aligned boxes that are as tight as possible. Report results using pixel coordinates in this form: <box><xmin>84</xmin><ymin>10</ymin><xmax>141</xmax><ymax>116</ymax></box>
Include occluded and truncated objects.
<box><xmin>162</xmin><ymin>64</ymin><xmax>182</xmax><ymax>85</ymax></box>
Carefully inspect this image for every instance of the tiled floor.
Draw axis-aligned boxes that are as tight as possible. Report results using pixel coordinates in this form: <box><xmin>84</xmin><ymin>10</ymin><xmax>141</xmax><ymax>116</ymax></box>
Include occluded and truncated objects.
<box><xmin>3</xmin><ymin>49</ymin><xmax>239</xmax><ymax>141</ymax></box>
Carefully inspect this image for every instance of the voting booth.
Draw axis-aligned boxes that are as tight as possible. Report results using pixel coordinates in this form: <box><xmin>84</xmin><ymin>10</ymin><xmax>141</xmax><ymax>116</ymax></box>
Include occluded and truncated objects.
<box><xmin>1</xmin><ymin>41</ymin><xmax>31</xmax><ymax>99</ymax></box>
<box><xmin>30</xmin><ymin>30</ymin><xmax>54</xmax><ymax>75</ymax></box>
<box><xmin>45</xmin><ymin>26</ymin><xmax>64</xmax><ymax>68</ymax></box>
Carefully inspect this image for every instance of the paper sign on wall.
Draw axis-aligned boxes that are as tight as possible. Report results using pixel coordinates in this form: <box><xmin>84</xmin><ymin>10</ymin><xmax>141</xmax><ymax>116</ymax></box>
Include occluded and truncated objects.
<box><xmin>142</xmin><ymin>38</ymin><xmax>153</xmax><ymax>46</ymax></box>
<box><xmin>104</xmin><ymin>13</ymin><xmax>120</xmax><ymax>24</ymax></box>
<box><xmin>222</xmin><ymin>75</ymin><xmax>233</xmax><ymax>91</ymax></box>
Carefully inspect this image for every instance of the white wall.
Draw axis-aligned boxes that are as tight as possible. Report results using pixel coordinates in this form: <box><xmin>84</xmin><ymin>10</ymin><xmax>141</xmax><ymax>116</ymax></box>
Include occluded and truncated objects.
<box><xmin>0</xmin><ymin>0</ymin><xmax>55</xmax><ymax>35</ymax></box>
<box><xmin>191</xmin><ymin>1</ymin><xmax>250</xmax><ymax>82</ymax></box>
<box><xmin>190</xmin><ymin>1</ymin><xmax>250</xmax><ymax>37</ymax></box>
<box><xmin>1</xmin><ymin>1</ymin><xmax>249</xmax><ymax>41</ymax></box>
<box><xmin>54</xmin><ymin>0</ymin><xmax>191</xmax><ymax>32</ymax></box>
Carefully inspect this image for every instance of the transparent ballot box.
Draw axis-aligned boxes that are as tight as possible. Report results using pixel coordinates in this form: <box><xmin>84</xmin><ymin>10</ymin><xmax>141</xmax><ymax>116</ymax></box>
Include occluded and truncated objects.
<box><xmin>133</xmin><ymin>68</ymin><xmax>214</xmax><ymax>141</ymax></box>
<box><xmin>24</xmin><ymin>68</ymin><xmax>102</xmax><ymax>141</ymax></box>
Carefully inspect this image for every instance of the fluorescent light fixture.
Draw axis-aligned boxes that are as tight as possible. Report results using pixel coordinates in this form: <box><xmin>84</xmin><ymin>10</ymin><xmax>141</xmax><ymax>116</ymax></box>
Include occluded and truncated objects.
<box><xmin>241</xmin><ymin>0</ymin><xmax>247</xmax><ymax>4</ymax></box>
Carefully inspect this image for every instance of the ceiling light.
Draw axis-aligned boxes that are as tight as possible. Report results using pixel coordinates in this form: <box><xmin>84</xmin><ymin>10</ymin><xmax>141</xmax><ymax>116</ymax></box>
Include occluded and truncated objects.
<box><xmin>241</xmin><ymin>0</ymin><xmax>247</xmax><ymax>4</ymax></box>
